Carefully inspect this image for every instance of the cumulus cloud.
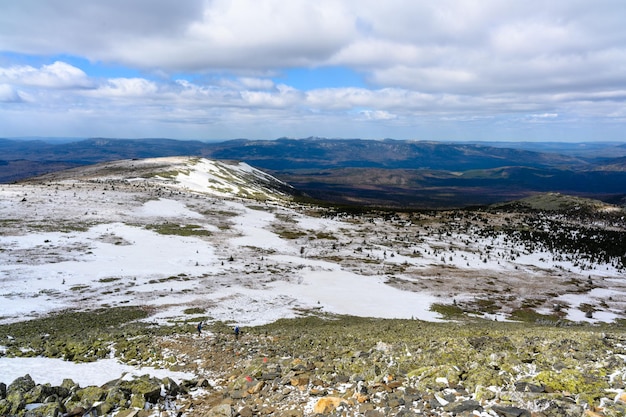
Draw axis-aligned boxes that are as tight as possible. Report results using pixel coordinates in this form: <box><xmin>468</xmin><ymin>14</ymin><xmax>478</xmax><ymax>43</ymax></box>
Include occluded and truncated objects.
<box><xmin>92</xmin><ymin>78</ymin><xmax>159</xmax><ymax>98</ymax></box>
<box><xmin>1</xmin><ymin>1</ymin><xmax>626</xmax><ymax>140</ymax></box>
<box><xmin>0</xmin><ymin>62</ymin><xmax>92</xmax><ymax>89</ymax></box>
<box><xmin>2</xmin><ymin>1</ymin><xmax>626</xmax><ymax>93</ymax></box>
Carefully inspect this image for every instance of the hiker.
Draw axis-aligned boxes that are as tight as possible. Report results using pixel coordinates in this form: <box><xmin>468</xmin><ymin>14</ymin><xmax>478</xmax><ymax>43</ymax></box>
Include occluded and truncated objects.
<box><xmin>197</xmin><ymin>321</ymin><xmax>203</xmax><ymax>335</ymax></box>
<box><xmin>234</xmin><ymin>325</ymin><xmax>240</xmax><ymax>340</ymax></box>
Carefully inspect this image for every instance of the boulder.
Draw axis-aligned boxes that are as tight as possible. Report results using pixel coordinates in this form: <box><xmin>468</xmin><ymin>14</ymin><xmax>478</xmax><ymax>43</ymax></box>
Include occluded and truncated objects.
<box><xmin>313</xmin><ymin>396</ymin><xmax>346</xmax><ymax>414</ymax></box>
<box><xmin>120</xmin><ymin>375</ymin><xmax>162</xmax><ymax>408</ymax></box>
<box><xmin>76</xmin><ymin>385</ymin><xmax>106</xmax><ymax>407</ymax></box>
<box><xmin>491</xmin><ymin>405</ymin><xmax>531</xmax><ymax>417</ymax></box>
<box><xmin>8</xmin><ymin>374</ymin><xmax>36</xmax><ymax>395</ymax></box>
<box><xmin>161</xmin><ymin>377</ymin><xmax>182</xmax><ymax>396</ymax></box>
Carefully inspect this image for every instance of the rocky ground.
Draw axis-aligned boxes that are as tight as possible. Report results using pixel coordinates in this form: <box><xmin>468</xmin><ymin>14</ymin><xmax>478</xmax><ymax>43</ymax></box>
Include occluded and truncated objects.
<box><xmin>160</xmin><ymin>318</ymin><xmax>626</xmax><ymax>417</ymax></box>
<box><xmin>4</xmin><ymin>314</ymin><xmax>626</xmax><ymax>417</ymax></box>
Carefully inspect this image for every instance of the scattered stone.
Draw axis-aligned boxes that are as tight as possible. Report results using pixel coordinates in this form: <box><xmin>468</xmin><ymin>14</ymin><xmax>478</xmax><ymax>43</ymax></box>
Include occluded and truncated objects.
<box><xmin>313</xmin><ymin>396</ymin><xmax>346</xmax><ymax>414</ymax></box>
<box><xmin>491</xmin><ymin>405</ymin><xmax>531</xmax><ymax>417</ymax></box>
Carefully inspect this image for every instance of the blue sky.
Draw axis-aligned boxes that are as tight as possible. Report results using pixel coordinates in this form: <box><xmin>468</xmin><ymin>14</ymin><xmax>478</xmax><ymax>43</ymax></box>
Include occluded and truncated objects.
<box><xmin>1</xmin><ymin>1</ymin><xmax>626</xmax><ymax>142</ymax></box>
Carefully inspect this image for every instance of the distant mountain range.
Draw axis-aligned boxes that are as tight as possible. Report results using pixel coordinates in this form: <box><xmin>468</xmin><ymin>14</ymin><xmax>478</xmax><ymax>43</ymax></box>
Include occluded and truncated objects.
<box><xmin>2</xmin><ymin>137</ymin><xmax>625</xmax><ymax>208</ymax></box>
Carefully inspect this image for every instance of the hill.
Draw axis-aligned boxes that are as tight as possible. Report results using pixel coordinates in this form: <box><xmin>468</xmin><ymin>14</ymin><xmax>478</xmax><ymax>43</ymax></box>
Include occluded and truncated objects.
<box><xmin>2</xmin><ymin>137</ymin><xmax>626</xmax><ymax>208</ymax></box>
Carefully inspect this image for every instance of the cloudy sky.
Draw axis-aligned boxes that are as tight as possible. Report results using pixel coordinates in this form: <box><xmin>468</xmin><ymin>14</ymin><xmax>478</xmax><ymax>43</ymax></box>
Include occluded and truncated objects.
<box><xmin>1</xmin><ymin>1</ymin><xmax>626</xmax><ymax>141</ymax></box>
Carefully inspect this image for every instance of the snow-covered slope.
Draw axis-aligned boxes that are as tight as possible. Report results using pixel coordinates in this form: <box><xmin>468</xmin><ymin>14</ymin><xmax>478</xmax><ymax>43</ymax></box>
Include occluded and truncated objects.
<box><xmin>1</xmin><ymin>156</ymin><xmax>625</xmax><ymax>329</ymax></box>
<box><xmin>23</xmin><ymin>156</ymin><xmax>296</xmax><ymax>200</ymax></box>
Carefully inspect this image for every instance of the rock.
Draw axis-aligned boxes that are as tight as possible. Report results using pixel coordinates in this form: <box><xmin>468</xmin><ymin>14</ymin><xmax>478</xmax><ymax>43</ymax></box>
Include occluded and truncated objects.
<box><xmin>238</xmin><ymin>405</ymin><xmax>254</xmax><ymax>417</ymax></box>
<box><xmin>120</xmin><ymin>375</ymin><xmax>162</xmax><ymax>408</ymax></box>
<box><xmin>491</xmin><ymin>405</ymin><xmax>531</xmax><ymax>417</ymax></box>
<box><xmin>23</xmin><ymin>384</ymin><xmax>54</xmax><ymax>404</ymax></box>
<box><xmin>514</xmin><ymin>381</ymin><xmax>545</xmax><ymax>393</ymax></box>
<box><xmin>195</xmin><ymin>378</ymin><xmax>212</xmax><ymax>388</ymax></box>
<box><xmin>5</xmin><ymin>382</ymin><xmax>29</xmax><ymax>415</ymax></box>
<box><xmin>309</xmin><ymin>388</ymin><xmax>326</xmax><ymax>396</ymax></box>
<box><xmin>247</xmin><ymin>381</ymin><xmax>265</xmax><ymax>395</ymax></box>
<box><xmin>0</xmin><ymin>382</ymin><xmax>6</xmax><ymax>399</ymax></box>
<box><xmin>445</xmin><ymin>399</ymin><xmax>482</xmax><ymax>414</ymax></box>
<box><xmin>230</xmin><ymin>390</ymin><xmax>245</xmax><ymax>400</ymax></box>
<box><xmin>202</xmin><ymin>403</ymin><xmax>233</xmax><ymax>417</ymax></box>
<box><xmin>114</xmin><ymin>409</ymin><xmax>140</xmax><ymax>417</ymax></box>
<box><xmin>313</xmin><ymin>396</ymin><xmax>345</xmax><ymax>414</ymax></box>
<box><xmin>474</xmin><ymin>384</ymin><xmax>497</xmax><ymax>401</ymax></box>
<box><xmin>8</xmin><ymin>375</ymin><xmax>36</xmax><ymax>396</ymax></box>
<box><xmin>277</xmin><ymin>410</ymin><xmax>303</xmax><ymax>417</ymax></box>
<box><xmin>65</xmin><ymin>405</ymin><xmax>87</xmax><ymax>416</ymax></box>
<box><xmin>77</xmin><ymin>385</ymin><xmax>106</xmax><ymax>407</ymax></box>
<box><xmin>0</xmin><ymin>400</ymin><xmax>12</xmax><ymax>416</ymax></box>
<box><xmin>162</xmin><ymin>377</ymin><xmax>182</xmax><ymax>396</ymax></box>
<box><xmin>24</xmin><ymin>401</ymin><xmax>64</xmax><ymax>417</ymax></box>
<box><xmin>261</xmin><ymin>372</ymin><xmax>281</xmax><ymax>381</ymax></box>
<box><xmin>354</xmin><ymin>392</ymin><xmax>369</xmax><ymax>403</ymax></box>
<box><xmin>289</xmin><ymin>374</ymin><xmax>309</xmax><ymax>388</ymax></box>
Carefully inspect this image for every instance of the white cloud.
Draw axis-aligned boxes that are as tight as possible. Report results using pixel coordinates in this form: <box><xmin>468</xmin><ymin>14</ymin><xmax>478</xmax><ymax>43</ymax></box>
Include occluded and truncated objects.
<box><xmin>1</xmin><ymin>1</ymin><xmax>626</xmax><ymax>140</ymax></box>
<box><xmin>359</xmin><ymin>110</ymin><xmax>397</xmax><ymax>121</ymax></box>
<box><xmin>2</xmin><ymin>1</ymin><xmax>626</xmax><ymax>96</ymax></box>
<box><xmin>0</xmin><ymin>84</ymin><xmax>21</xmax><ymax>102</ymax></box>
<box><xmin>0</xmin><ymin>62</ymin><xmax>92</xmax><ymax>89</ymax></box>
<box><xmin>91</xmin><ymin>78</ymin><xmax>159</xmax><ymax>98</ymax></box>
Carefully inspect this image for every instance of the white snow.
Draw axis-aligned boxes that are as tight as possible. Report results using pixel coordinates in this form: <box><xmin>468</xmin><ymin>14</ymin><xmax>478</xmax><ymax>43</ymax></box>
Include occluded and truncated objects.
<box><xmin>136</xmin><ymin>198</ymin><xmax>204</xmax><ymax>219</ymax></box>
<box><xmin>274</xmin><ymin>266</ymin><xmax>441</xmax><ymax>321</ymax></box>
<box><xmin>0</xmin><ymin>357</ymin><xmax>193</xmax><ymax>386</ymax></box>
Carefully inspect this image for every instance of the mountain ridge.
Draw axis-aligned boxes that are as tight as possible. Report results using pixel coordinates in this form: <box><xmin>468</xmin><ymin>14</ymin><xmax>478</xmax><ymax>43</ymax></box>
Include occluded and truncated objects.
<box><xmin>2</xmin><ymin>137</ymin><xmax>625</xmax><ymax>208</ymax></box>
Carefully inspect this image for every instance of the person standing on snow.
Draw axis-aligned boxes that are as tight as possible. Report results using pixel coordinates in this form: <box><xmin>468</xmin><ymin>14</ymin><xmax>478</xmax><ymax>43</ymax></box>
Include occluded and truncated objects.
<box><xmin>197</xmin><ymin>321</ymin><xmax>203</xmax><ymax>335</ymax></box>
<box><xmin>234</xmin><ymin>325</ymin><xmax>240</xmax><ymax>340</ymax></box>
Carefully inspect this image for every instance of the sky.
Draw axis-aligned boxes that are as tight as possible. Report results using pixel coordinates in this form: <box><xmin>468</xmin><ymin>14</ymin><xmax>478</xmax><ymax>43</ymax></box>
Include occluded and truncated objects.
<box><xmin>1</xmin><ymin>1</ymin><xmax>626</xmax><ymax>142</ymax></box>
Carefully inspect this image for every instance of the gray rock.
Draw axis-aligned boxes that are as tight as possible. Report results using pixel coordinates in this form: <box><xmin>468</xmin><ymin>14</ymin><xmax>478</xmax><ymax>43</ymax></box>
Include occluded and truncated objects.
<box><xmin>8</xmin><ymin>374</ymin><xmax>36</xmax><ymax>395</ymax></box>
<box><xmin>514</xmin><ymin>381</ymin><xmax>545</xmax><ymax>393</ymax></box>
<box><xmin>491</xmin><ymin>405</ymin><xmax>531</xmax><ymax>417</ymax></box>
<box><xmin>445</xmin><ymin>399</ymin><xmax>482</xmax><ymax>414</ymax></box>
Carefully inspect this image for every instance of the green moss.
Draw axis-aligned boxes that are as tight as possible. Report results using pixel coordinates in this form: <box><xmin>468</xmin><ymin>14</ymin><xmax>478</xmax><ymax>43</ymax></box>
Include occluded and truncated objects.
<box><xmin>98</xmin><ymin>277</ymin><xmax>121</xmax><ymax>283</ymax></box>
<box><xmin>146</xmin><ymin>223</ymin><xmax>211</xmax><ymax>237</ymax></box>
<box><xmin>533</xmin><ymin>368</ymin><xmax>608</xmax><ymax>405</ymax></box>
<box><xmin>183</xmin><ymin>307</ymin><xmax>205</xmax><ymax>315</ymax></box>
<box><xmin>143</xmin><ymin>170</ymin><xmax>187</xmax><ymax>179</ymax></box>
<box><xmin>315</xmin><ymin>231</ymin><xmax>337</xmax><ymax>240</ymax></box>
<box><xmin>508</xmin><ymin>308</ymin><xmax>561</xmax><ymax>323</ymax></box>
<box><xmin>275</xmin><ymin>229</ymin><xmax>308</xmax><ymax>239</ymax></box>
<box><xmin>430</xmin><ymin>303</ymin><xmax>466</xmax><ymax>319</ymax></box>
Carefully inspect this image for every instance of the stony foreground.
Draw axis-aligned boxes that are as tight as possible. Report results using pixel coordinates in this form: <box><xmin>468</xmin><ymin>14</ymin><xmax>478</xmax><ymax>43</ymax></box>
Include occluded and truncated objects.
<box><xmin>3</xmin><ymin>316</ymin><xmax>626</xmax><ymax>417</ymax></box>
<box><xmin>164</xmin><ymin>318</ymin><xmax>626</xmax><ymax>417</ymax></box>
